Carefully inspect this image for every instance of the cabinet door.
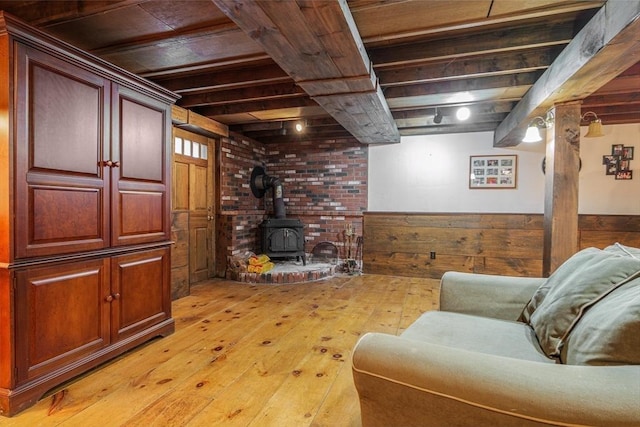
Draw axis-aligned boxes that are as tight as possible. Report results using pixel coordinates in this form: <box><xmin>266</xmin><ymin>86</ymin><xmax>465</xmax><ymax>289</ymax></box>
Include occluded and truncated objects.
<box><xmin>111</xmin><ymin>85</ymin><xmax>171</xmax><ymax>247</ymax></box>
<box><xmin>14</xmin><ymin>259</ymin><xmax>111</xmax><ymax>382</ymax></box>
<box><xmin>111</xmin><ymin>247</ymin><xmax>171</xmax><ymax>342</ymax></box>
<box><xmin>14</xmin><ymin>43</ymin><xmax>111</xmax><ymax>259</ymax></box>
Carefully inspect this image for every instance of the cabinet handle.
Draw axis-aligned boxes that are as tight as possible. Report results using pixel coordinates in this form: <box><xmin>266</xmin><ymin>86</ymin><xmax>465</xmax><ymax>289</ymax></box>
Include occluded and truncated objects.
<box><xmin>100</xmin><ymin>160</ymin><xmax>120</xmax><ymax>168</ymax></box>
<box><xmin>105</xmin><ymin>293</ymin><xmax>120</xmax><ymax>302</ymax></box>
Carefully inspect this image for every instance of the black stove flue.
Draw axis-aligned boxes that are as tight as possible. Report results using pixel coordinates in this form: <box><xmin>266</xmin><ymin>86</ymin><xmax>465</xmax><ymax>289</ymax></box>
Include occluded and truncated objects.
<box><xmin>260</xmin><ymin>218</ymin><xmax>306</xmax><ymax>265</ymax></box>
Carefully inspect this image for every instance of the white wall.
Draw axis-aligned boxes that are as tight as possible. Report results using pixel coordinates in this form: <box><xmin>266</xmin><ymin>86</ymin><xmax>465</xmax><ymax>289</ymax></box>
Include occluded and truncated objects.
<box><xmin>368</xmin><ymin>123</ymin><xmax>640</xmax><ymax>214</ymax></box>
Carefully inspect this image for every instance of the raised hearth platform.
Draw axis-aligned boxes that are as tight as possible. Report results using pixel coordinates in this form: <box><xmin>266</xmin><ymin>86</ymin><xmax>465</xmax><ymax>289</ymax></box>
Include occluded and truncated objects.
<box><xmin>231</xmin><ymin>261</ymin><xmax>336</xmax><ymax>284</ymax></box>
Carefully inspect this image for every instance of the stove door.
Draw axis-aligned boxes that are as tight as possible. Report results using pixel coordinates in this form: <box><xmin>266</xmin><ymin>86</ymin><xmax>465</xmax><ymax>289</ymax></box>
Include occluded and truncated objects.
<box><xmin>268</xmin><ymin>228</ymin><xmax>299</xmax><ymax>252</ymax></box>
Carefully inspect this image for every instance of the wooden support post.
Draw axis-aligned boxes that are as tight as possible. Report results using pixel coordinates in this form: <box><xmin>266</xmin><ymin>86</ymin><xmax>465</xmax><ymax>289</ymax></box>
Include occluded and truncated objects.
<box><xmin>543</xmin><ymin>102</ymin><xmax>581</xmax><ymax>276</ymax></box>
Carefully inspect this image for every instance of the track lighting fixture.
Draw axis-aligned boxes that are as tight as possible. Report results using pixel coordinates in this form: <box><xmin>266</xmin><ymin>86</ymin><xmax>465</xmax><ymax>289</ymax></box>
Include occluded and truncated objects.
<box><xmin>433</xmin><ymin>107</ymin><xmax>443</xmax><ymax>124</ymax></box>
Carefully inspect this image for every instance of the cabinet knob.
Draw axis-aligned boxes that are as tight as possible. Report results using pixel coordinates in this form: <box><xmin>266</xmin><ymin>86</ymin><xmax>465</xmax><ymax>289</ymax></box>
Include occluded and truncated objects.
<box><xmin>100</xmin><ymin>160</ymin><xmax>120</xmax><ymax>168</ymax></box>
<box><xmin>105</xmin><ymin>293</ymin><xmax>120</xmax><ymax>302</ymax></box>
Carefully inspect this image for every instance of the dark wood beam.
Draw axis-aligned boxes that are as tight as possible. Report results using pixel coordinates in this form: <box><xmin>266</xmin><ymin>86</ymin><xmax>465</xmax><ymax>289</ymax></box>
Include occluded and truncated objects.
<box><xmin>384</xmin><ymin>71</ymin><xmax>541</xmax><ymax>99</ymax></box>
<box><xmin>194</xmin><ymin>97</ymin><xmax>318</xmax><ymax>117</ymax></box>
<box><xmin>368</xmin><ymin>19</ymin><xmax>576</xmax><ymax>68</ymax></box>
<box><xmin>400</xmin><ymin>122</ymin><xmax>501</xmax><ymax>136</ymax></box>
<box><xmin>395</xmin><ymin>113</ymin><xmax>509</xmax><ymax>129</ymax></box>
<box><xmin>377</xmin><ymin>46</ymin><xmax>563</xmax><ymax>86</ymax></box>
<box><xmin>151</xmin><ymin>61</ymin><xmax>289</xmax><ymax>93</ymax></box>
<box><xmin>353</xmin><ymin>1</ymin><xmax>602</xmax><ymax>46</ymax></box>
<box><xmin>178</xmin><ymin>83</ymin><xmax>305</xmax><ymax>108</ymax></box>
<box><xmin>494</xmin><ymin>0</ymin><xmax>640</xmax><ymax>147</ymax></box>
<box><xmin>0</xmin><ymin>0</ymin><xmax>142</xmax><ymax>26</ymax></box>
<box><xmin>212</xmin><ymin>0</ymin><xmax>399</xmax><ymax>144</ymax></box>
<box><xmin>543</xmin><ymin>102</ymin><xmax>581</xmax><ymax>276</ymax></box>
<box><xmin>392</xmin><ymin>101</ymin><xmax>517</xmax><ymax>120</ymax></box>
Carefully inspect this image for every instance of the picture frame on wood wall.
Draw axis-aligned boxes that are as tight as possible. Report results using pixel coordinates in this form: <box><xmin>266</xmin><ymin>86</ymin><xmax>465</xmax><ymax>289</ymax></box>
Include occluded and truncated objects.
<box><xmin>469</xmin><ymin>155</ymin><xmax>517</xmax><ymax>189</ymax></box>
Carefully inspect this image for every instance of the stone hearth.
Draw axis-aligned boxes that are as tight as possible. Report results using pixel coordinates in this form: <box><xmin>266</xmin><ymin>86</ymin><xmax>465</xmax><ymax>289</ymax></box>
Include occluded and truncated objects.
<box><xmin>231</xmin><ymin>261</ymin><xmax>336</xmax><ymax>284</ymax></box>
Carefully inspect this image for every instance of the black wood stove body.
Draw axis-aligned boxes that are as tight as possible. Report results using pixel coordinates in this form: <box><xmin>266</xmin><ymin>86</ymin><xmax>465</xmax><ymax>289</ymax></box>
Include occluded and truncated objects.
<box><xmin>260</xmin><ymin>218</ymin><xmax>306</xmax><ymax>265</ymax></box>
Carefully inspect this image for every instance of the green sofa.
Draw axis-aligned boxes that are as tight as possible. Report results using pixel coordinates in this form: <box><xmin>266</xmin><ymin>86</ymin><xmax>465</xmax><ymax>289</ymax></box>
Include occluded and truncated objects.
<box><xmin>352</xmin><ymin>244</ymin><xmax>640</xmax><ymax>426</ymax></box>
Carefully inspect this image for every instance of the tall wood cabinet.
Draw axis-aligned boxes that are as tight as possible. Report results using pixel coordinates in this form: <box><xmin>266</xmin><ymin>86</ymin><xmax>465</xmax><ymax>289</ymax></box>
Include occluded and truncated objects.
<box><xmin>0</xmin><ymin>13</ymin><xmax>178</xmax><ymax>416</ymax></box>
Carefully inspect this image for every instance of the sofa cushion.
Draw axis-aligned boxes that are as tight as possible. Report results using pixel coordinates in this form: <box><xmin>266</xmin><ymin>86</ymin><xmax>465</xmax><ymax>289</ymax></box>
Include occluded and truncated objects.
<box><xmin>525</xmin><ymin>248</ymin><xmax>640</xmax><ymax>357</ymax></box>
<box><xmin>604</xmin><ymin>242</ymin><xmax>640</xmax><ymax>258</ymax></box>
<box><xmin>561</xmin><ymin>279</ymin><xmax>640</xmax><ymax>365</ymax></box>
<box><xmin>401</xmin><ymin>311</ymin><xmax>553</xmax><ymax>363</ymax></box>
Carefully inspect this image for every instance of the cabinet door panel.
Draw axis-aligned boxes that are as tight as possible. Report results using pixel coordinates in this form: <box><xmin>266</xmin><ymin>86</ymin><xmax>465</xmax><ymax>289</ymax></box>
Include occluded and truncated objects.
<box><xmin>30</xmin><ymin>186</ymin><xmax>102</xmax><ymax>246</ymax></box>
<box><xmin>120</xmin><ymin>98</ymin><xmax>164</xmax><ymax>182</ymax></box>
<box><xmin>14</xmin><ymin>259</ymin><xmax>110</xmax><ymax>382</ymax></box>
<box><xmin>15</xmin><ymin>44</ymin><xmax>110</xmax><ymax>258</ymax></box>
<box><xmin>111</xmin><ymin>248</ymin><xmax>171</xmax><ymax>342</ymax></box>
<box><xmin>118</xmin><ymin>190</ymin><xmax>164</xmax><ymax>239</ymax></box>
<box><xmin>112</xmin><ymin>85</ymin><xmax>170</xmax><ymax>246</ymax></box>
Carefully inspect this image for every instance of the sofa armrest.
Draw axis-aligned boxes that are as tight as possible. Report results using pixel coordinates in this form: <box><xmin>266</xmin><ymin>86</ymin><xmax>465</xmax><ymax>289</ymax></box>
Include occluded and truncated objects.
<box><xmin>352</xmin><ymin>333</ymin><xmax>640</xmax><ymax>427</ymax></box>
<box><xmin>439</xmin><ymin>271</ymin><xmax>544</xmax><ymax>320</ymax></box>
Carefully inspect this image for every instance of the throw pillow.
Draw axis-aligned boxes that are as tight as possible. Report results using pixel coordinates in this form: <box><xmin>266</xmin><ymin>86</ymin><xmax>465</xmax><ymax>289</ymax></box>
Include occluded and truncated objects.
<box><xmin>561</xmin><ymin>279</ymin><xmax>640</xmax><ymax>365</ymax></box>
<box><xmin>527</xmin><ymin>248</ymin><xmax>640</xmax><ymax>357</ymax></box>
<box><xmin>604</xmin><ymin>242</ymin><xmax>640</xmax><ymax>258</ymax></box>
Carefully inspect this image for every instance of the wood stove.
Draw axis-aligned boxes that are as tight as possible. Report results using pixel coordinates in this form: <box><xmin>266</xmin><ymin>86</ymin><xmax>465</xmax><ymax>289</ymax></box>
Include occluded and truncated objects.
<box><xmin>261</xmin><ymin>218</ymin><xmax>306</xmax><ymax>265</ymax></box>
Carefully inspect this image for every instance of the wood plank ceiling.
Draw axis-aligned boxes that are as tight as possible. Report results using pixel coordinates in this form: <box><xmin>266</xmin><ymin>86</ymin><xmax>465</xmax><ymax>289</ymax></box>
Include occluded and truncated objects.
<box><xmin>1</xmin><ymin>0</ymin><xmax>639</xmax><ymax>146</ymax></box>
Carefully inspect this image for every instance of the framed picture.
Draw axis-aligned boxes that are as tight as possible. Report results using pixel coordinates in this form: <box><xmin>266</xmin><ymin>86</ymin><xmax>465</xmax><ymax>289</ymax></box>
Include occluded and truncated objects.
<box><xmin>622</xmin><ymin>146</ymin><xmax>634</xmax><ymax>160</ymax></box>
<box><xmin>612</xmin><ymin>144</ymin><xmax>624</xmax><ymax>156</ymax></box>
<box><xmin>603</xmin><ymin>155</ymin><xmax>619</xmax><ymax>175</ymax></box>
<box><xmin>615</xmin><ymin>170</ymin><xmax>633</xmax><ymax>180</ymax></box>
<box><xmin>469</xmin><ymin>155</ymin><xmax>517</xmax><ymax>188</ymax></box>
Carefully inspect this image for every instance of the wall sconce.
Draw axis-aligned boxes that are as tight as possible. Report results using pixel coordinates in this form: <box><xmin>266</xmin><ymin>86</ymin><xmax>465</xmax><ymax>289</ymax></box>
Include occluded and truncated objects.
<box><xmin>522</xmin><ymin>111</ymin><xmax>555</xmax><ymax>143</ymax></box>
<box><xmin>581</xmin><ymin>111</ymin><xmax>604</xmax><ymax>138</ymax></box>
<box><xmin>433</xmin><ymin>107</ymin><xmax>443</xmax><ymax>124</ymax></box>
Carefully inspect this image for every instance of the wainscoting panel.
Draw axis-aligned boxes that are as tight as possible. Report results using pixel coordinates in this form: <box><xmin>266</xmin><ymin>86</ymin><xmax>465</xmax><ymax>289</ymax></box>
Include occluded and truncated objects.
<box><xmin>363</xmin><ymin>213</ymin><xmax>640</xmax><ymax>278</ymax></box>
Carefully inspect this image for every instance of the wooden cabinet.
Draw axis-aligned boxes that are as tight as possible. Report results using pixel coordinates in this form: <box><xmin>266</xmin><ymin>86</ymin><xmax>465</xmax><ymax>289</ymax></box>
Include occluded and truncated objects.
<box><xmin>0</xmin><ymin>13</ymin><xmax>178</xmax><ymax>416</ymax></box>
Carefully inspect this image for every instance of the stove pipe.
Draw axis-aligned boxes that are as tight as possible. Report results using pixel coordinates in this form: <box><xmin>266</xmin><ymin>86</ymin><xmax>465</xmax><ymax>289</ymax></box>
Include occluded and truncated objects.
<box><xmin>250</xmin><ymin>166</ymin><xmax>286</xmax><ymax>218</ymax></box>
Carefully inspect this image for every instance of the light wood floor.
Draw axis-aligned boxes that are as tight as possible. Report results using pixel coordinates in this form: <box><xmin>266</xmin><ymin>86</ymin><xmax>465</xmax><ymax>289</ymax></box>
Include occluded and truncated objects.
<box><xmin>4</xmin><ymin>274</ymin><xmax>440</xmax><ymax>427</ymax></box>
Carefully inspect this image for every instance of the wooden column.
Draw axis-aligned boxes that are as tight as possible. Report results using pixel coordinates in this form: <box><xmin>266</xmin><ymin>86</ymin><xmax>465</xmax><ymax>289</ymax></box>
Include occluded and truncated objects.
<box><xmin>543</xmin><ymin>102</ymin><xmax>581</xmax><ymax>276</ymax></box>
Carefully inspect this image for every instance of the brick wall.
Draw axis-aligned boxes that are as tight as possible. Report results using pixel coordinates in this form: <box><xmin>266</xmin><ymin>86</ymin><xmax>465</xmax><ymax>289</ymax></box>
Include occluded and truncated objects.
<box><xmin>264</xmin><ymin>139</ymin><xmax>367</xmax><ymax>257</ymax></box>
<box><xmin>217</xmin><ymin>133</ymin><xmax>368</xmax><ymax>277</ymax></box>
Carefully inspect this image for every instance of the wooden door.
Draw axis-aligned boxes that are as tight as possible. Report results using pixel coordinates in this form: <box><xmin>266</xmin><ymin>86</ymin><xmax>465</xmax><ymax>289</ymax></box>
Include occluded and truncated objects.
<box><xmin>172</xmin><ymin>128</ymin><xmax>215</xmax><ymax>285</ymax></box>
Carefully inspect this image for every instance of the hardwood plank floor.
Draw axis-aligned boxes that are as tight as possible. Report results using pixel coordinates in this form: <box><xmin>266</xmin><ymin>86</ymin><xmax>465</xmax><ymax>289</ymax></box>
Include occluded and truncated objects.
<box><xmin>3</xmin><ymin>274</ymin><xmax>440</xmax><ymax>427</ymax></box>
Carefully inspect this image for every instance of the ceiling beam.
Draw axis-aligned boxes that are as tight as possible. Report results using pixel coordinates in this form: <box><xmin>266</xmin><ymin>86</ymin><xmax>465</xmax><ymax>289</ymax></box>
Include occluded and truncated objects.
<box><xmin>178</xmin><ymin>82</ymin><xmax>305</xmax><ymax>108</ymax></box>
<box><xmin>377</xmin><ymin>46</ymin><xmax>563</xmax><ymax>86</ymax></box>
<box><xmin>153</xmin><ymin>61</ymin><xmax>288</xmax><ymax>93</ymax></box>
<box><xmin>494</xmin><ymin>0</ymin><xmax>640</xmax><ymax>147</ymax></box>
<box><xmin>368</xmin><ymin>18</ymin><xmax>576</xmax><ymax>68</ymax></box>
<box><xmin>212</xmin><ymin>0</ymin><xmax>399</xmax><ymax>144</ymax></box>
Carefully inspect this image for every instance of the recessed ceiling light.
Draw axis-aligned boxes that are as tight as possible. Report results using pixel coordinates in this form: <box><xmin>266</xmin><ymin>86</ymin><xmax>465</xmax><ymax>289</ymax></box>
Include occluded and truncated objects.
<box><xmin>295</xmin><ymin>122</ymin><xmax>304</xmax><ymax>132</ymax></box>
<box><xmin>456</xmin><ymin>107</ymin><xmax>471</xmax><ymax>121</ymax></box>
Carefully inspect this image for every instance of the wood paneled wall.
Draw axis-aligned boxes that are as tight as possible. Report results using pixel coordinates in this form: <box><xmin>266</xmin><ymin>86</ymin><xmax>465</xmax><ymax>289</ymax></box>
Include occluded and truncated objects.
<box><xmin>363</xmin><ymin>213</ymin><xmax>640</xmax><ymax>279</ymax></box>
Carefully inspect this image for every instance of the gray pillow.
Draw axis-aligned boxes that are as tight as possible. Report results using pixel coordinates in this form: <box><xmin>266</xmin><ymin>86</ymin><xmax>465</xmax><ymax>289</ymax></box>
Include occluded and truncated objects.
<box><xmin>527</xmin><ymin>248</ymin><xmax>640</xmax><ymax>357</ymax></box>
<box><xmin>561</xmin><ymin>279</ymin><xmax>640</xmax><ymax>365</ymax></box>
<box><xmin>604</xmin><ymin>242</ymin><xmax>640</xmax><ymax>258</ymax></box>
